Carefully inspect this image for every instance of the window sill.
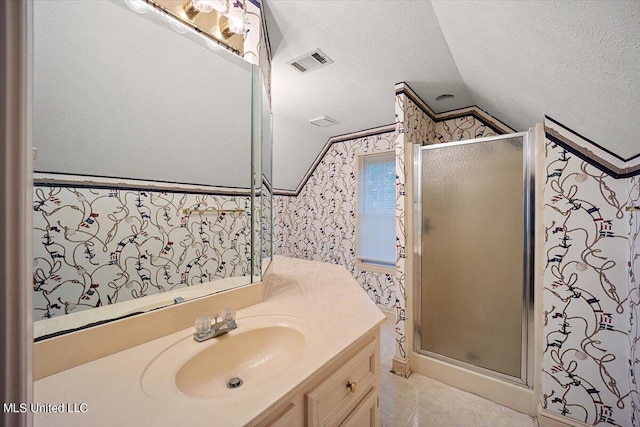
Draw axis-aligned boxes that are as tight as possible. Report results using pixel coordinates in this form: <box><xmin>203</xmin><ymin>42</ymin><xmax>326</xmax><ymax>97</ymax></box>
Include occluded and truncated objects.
<box><xmin>355</xmin><ymin>260</ymin><xmax>396</xmax><ymax>275</ymax></box>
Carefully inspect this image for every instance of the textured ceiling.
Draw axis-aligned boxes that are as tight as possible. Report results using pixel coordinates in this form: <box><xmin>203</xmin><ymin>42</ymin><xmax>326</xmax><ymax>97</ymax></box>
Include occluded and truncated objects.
<box><xmin>266</xmin><ymin>0</ymin><xmax>640</xmax><ymax>190</ymax></box>
<box><xmin>430</xmin><ymin>0</ymin><xmax>640</xmax><ymax>159</ymax></box>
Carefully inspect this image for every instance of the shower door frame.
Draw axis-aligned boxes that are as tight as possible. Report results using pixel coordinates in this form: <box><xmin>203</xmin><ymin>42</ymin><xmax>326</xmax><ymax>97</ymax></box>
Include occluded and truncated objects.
<box><xmin>413</xmin><ymin>131</ymin><xmax>535</xmax><ymax>388</ymax></box>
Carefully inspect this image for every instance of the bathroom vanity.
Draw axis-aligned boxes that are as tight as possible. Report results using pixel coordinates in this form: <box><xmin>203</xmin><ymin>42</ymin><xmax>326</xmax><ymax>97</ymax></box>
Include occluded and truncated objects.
<box><xmin>251</xmin><ymin>328</ymin><xmax>380</xmax><ymax>426</ymax></box>
<box><xmin>33</xmin><ymin>257</ymin><xmax>384</xmax><ymax>426</ymax></box>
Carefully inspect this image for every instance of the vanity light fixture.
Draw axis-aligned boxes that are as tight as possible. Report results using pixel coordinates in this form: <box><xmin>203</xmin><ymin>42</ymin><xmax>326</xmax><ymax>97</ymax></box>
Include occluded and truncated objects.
<box><xmin>182</xmin><ymin>0</ymin><xmax>226</xmax><ymax>20</ymax></box>
<box><xmin>130</xmin><ymin>0</ymin><xmax>246</xmax><ymax>54</ymax></box>
<box><xmin>181</xmin><ymin>0</ymin><xmax>247</xmax><ymax>35</ymax></box>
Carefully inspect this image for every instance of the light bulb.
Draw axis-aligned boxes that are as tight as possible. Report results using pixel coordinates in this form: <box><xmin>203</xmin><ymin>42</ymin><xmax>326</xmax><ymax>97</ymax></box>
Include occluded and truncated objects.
<box><xmin>227</xmin><ymin>14</ymin><xmax>247</xmax><ymax>34</ymax></box>
<box><xmin>124</xmin><ymin>0</ymin><xmax>150</xmax><ymax>14</ymax></box>
<box><xmin>192</xmin><ymin>0</ymin><xmax>226</xmax><ymax>13</ymax></box>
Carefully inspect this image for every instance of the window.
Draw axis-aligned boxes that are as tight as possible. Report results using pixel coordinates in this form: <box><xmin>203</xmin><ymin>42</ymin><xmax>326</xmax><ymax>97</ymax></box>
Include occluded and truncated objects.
<box><xmin>356</xmin><ymin>151</ymin><xmax>396</xmax><ymax>269</ymax></box>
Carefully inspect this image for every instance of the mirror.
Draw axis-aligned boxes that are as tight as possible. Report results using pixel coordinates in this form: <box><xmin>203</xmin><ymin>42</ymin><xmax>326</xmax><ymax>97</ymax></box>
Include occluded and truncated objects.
<box><xmin>31</xmin><ymin>0</ymin><xmax>272</xmax><ymax>340</ymax></box>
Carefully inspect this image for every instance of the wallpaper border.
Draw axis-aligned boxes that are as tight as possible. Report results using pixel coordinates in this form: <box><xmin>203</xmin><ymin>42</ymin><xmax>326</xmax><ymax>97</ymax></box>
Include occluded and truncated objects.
<box><xmin>394</xmin><ymin>81</ymin><xmax>515</xmax><ymax>136</ymax></box>
<box><xmin>546</xmin><ymin>116</ymin><xmax>639</xmax><ymax>163</ymax></box>
<box><xmin>34</xmin><ymin>172</ymin><xmax>252</xmax><ymax>196</ymax></box>
<box><xmin>273</xmin><ymin>124</ymin><xmax>396</xmax><ymax>196</ymax></box>
<box><xmin>544</xmin><ymin>116</ymin><xmax>640</xmax><ymax>179</ymax></box>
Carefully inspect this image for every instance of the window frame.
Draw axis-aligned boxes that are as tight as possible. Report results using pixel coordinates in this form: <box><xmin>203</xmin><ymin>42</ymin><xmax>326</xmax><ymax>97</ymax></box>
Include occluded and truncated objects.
<box><xmin>354</xmin><ymin>149</ymin><xmax>397</xmax><ymax>275</ymax></box>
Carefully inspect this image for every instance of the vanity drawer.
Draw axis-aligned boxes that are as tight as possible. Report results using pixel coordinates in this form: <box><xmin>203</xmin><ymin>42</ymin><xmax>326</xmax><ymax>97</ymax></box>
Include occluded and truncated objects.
<box><xmin>306</xmin><ymin>337</ymin><xmax>378</xmax><ymax>426</ymax></box>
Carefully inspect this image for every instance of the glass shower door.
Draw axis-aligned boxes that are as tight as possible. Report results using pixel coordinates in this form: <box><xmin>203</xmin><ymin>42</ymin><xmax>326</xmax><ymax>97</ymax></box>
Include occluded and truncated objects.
<box><xmin>418</xmin><ymin>133</ymin><xmax>532</xmax><ymax>383</ymax></box>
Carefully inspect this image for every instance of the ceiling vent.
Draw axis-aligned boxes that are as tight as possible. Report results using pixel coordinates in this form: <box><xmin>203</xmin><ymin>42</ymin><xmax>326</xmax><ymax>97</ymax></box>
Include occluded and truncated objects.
<box><xmin>309</xmin><ymin>116</ymin><xmax>337</xmax><ymax>127</ymax></box>
<box><xmin>287</xmin><ymin>49</ymin><xmax>333</xmax><ymax>74</ymax></box>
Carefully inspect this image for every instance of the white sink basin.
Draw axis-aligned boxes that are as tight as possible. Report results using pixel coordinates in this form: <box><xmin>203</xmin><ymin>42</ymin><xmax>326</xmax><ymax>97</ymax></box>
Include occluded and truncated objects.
<box><xmin>175</xmin><ymin>325</ymin><xmax>305</xmax><ymax>398</ymax></box>
<box><xmin>140</xmin><ymin>314</ymin><xmax>314</xmax><ymax>402</ymax></box>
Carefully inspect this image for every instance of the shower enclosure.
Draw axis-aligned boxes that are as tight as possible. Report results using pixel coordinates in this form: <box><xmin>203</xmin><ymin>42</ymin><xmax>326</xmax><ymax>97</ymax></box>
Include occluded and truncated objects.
<box><xmin>414</xmin><ymin>132</ymin><xmax>534</xmax><ymax>387</ymax></box>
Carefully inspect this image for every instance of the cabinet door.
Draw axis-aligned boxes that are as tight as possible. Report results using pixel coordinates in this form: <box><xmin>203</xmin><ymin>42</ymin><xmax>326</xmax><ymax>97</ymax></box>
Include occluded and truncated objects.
<box><xmin>340</xmin><ymin>388</ymin><xmax>379</xmax><ymax>427</ymax></box>
<box><xmin>306</xmin><ymin>338</ymin><xmax>378</xmax><ymax>426</ymax></box>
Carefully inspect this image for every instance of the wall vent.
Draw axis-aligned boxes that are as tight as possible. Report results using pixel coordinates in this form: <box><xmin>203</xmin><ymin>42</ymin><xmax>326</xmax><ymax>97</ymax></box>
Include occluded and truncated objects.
<box><xmin>287</xmin><ymin>49</ymin><xmax>333</xmax><ymax>74</ymax></box>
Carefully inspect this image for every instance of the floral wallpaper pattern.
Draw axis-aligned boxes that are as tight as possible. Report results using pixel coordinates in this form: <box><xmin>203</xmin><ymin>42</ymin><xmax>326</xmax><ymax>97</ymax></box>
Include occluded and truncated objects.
<box><xmin>32</xmin><ymin>186</ymin><xmax>251</xmax><ymax>320</ymax></box>
<box><xmin>542</xmin><ymin>141</ymin><xmax>634</xmax><ymax>426</ymax></box>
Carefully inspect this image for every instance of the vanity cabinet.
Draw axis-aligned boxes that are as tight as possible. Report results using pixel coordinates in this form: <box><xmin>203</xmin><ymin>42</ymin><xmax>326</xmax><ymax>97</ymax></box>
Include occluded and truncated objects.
<box><xmin>251</xmin><ymin>328</ymin><xmax>381</xmax><ymax>427</ymax></box>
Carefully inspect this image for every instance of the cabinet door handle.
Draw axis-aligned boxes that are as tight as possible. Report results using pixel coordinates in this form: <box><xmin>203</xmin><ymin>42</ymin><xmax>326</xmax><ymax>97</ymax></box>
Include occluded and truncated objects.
<box><xmin>346</xmin><ymin>381</ymin><xmax>357</xmax><ymax>393</ymax></box>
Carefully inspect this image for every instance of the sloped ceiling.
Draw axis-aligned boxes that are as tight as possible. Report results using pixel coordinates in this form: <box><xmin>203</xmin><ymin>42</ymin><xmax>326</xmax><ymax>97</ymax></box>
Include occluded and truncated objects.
<box><xmin>430</xmin><ymin>0</ymin><xmax>640</xmax><ymax>158</ymax></box>
<box><xmin>265</xmin><ymin>0</ymin><xmax>640</xmax><ymax>191</ymax></box>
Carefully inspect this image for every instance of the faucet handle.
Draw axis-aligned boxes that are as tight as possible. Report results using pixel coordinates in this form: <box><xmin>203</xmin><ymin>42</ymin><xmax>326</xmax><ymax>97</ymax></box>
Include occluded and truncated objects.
<box><xmin>194</xmin><ymin>316</ymin><xmax>212</xmax><ymax>336</ymax></box>
<box><xmin>222</xmin><ymin>308</ymin><xmax>236</xmax><ymax>328</ymax></box>
<box><xmin>222</xmin><ymin>308</ymin><xmax>235</xmax><ymax>322</ymax></box>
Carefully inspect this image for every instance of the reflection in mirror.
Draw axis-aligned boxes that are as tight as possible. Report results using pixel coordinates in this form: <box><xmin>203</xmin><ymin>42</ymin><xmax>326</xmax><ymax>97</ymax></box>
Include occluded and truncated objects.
<box><xmin>31</xmin><ymin>0</ymin><xmax>271</xmax><ymax>340</ymax></box>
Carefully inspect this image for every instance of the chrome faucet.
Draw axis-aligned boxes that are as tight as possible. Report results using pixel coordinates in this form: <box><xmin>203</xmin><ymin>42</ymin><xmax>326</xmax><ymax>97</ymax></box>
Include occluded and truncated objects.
<box><xmin>194</xmin><ymin>308</ymin><xmax>237</xmax><ymax>342</ymax></box>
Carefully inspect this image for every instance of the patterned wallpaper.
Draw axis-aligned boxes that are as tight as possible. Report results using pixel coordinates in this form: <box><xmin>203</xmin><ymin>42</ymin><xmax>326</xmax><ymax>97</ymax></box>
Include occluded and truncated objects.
<box><xmin>431</xmin><ymin>116</ymin><xmax>498</xmax><ymax>143</ymax></box>
<box><xmin>400</xmin><ymin>87</ymin><xmax>498</xmax><ymax>146</ymax></box>
<box><xmin>393</xmin><ymin>94</ymin><xmax>412</xmax><ymax>365</ymax></box>
<box><xmin>628</xmin><ymin>176</ymin><xmax>640</xmax><ymax>426</ymax></box>
<box><xmin>261</xmin><ymin>181</ymin><xmax>272</xmax><ymax>260</ymax></box>
<box><xmin>542</xmin><ymin>141</ymin><xmax>635</xmax><ymax>426</ymax></box>
<box><xmin>273</xmin><ymin>131</ymin><xmax>402</xmax><ymax>312</ymax></box>
<box><xmin>33</xmin><ymin>186</ymin><xmax>252</xmax><ymax>320</ymax></box>
<box><xmin>273</xmin><ymin>128</ymin><xmax>411</xmax><ymax>362</ymax></box>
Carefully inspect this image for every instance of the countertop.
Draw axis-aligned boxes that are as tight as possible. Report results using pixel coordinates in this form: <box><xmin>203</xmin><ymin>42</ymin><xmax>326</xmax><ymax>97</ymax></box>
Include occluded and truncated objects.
<box><xmin>34</xmin><ymin>256</ymin><xmax>385</xmax><ymax>426</ymax></box>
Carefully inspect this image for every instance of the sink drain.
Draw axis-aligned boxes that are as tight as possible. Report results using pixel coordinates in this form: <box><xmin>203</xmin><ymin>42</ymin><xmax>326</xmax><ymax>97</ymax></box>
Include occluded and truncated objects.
<box><xmin>227</xmin><ymin>377</ymin><xmax>243</xmax><ymax>389</ymax></box>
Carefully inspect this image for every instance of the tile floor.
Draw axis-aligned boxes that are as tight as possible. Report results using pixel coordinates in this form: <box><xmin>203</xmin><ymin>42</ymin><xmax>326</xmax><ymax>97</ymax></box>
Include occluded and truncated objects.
<box><xmin>379</xmin><ymin>321</ymin><xmax>536</xmax><ymax>427</ymax></box>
